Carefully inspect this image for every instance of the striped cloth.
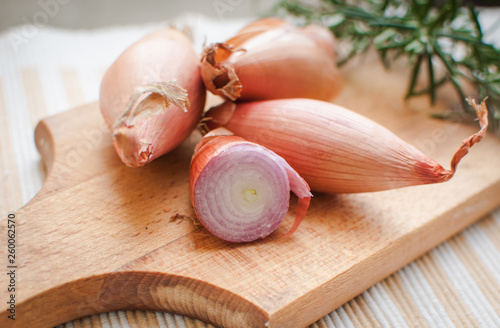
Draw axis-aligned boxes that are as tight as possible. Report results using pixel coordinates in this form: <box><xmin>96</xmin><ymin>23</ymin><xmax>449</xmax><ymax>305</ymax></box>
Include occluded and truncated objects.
<box><xmin>1</xmin><ymin>12</ymin><xmax>500</xmax><ymax>328</ymax></box>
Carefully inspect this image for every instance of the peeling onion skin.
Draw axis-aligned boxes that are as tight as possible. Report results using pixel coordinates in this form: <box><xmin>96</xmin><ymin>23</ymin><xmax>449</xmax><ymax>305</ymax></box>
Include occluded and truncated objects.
<box><xmin>205</xmin><ymin>98</ymin><xmax>489</xmax><ymax>194</ymax></box>
<box><xmin>100</xmin><ymin>28</ymin><xmax>206</xmax><ymax>167</ymax></box>
<box><xmin>200</xmin><ymin>17</ymin><xmax>343</xmax><ymax>102</ymax></box>
<box><xmin>190</xmin><ymin>128</ymin><xmax>312</xmax><ymax>243</ymax></box>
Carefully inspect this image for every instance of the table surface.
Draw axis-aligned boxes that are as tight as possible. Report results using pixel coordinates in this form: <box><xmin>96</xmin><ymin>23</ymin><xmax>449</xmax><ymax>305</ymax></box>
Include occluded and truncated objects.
<box><xmin>1</xmin><ymin>12</ymin><xmax>500</xmax><ymax>328</ymax></box>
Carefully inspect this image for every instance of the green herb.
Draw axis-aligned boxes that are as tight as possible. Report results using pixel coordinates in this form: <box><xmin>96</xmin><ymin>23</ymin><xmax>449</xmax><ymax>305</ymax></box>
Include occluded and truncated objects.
<box><xmin>277</xmin><ymin>0</ymin><xmax>500</xmax><ymax>133</ymax></box>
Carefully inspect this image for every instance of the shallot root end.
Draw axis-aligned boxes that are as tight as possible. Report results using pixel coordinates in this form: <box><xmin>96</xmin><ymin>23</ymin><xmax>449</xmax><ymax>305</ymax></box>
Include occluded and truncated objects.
<box><xmin>201</xmin><ymin>43</ymin><xmax>243</xmax><ymax>101</ymax></box>
<box><xmin>112</xmin><ymin>130</ymin><xmax>153</xmax><ymax>167</ymax></box>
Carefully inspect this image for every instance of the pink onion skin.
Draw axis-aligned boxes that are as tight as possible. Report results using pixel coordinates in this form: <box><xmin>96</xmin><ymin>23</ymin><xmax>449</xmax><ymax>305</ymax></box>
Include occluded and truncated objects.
<box><xmin>100</xmin><ymin>28</ymin><xmax>206</xmax><ymax>167</ymax></box>
<box><xmin>190</xmin><ymin>130</ymin><xmax>312</xmax><ymax>243</ymax></box>
<box><xmin>205</xmin><ymin>98</ymin><xmax>489</xmax><ymax>194</ymax></box>
<box><xmin>200</xmin><ymin>17</ymin><xmax>343</xmax><ymax>102</ymax></box>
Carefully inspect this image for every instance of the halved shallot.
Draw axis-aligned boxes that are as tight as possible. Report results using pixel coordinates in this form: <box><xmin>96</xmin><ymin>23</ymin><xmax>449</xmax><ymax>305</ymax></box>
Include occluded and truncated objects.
<box><xmin>100</xmin><ymin>28</ymin><xmax>206</xmax><ymax>167</ymax></box>
<box><xmin>200</xmin><ymin>17</ymin><xmax>343</xmax><ymax>102</ymax></box>
<box><xmin>190</xmin><ymin>128</ymin><xmax>312</xmax><ymax>242</ymax></box>
<box><xmin>205</xmin><ymin>98</ymin><xmax>489</xmax><ymax>194</ymax></box>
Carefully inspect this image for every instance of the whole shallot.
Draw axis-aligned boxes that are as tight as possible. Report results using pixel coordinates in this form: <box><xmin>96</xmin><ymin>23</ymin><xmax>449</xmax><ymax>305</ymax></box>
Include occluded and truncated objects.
<box><xmin>200</xmin><ymin>17</ymin><xmax>343</xmax><ymax>102</ymax></box>
<box><xmin>190</xmin><ymin>128</ymin><xmax>312</xmax><ymax>242</ymax></box>
<box><xmin>100</xmin><ymin>28</ymin><xmax>206</xmax><ymax>167</ymax></box>
<box><xmin>205</xmin><ymin>98</ymin><xmax>489</xmax><ymax>194</ymax></box>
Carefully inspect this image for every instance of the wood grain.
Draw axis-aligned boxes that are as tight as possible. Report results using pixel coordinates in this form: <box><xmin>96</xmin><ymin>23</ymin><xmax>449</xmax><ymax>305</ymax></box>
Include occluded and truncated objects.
<box><xmin>1</xmin><ymin>56</ymin><xmax>500</xmax><ymax>328</ymax></box>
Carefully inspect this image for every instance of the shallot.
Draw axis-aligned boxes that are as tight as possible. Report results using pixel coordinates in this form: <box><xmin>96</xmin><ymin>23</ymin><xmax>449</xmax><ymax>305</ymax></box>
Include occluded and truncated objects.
<box><xmin>190</xmin><ymin>128</ymin><xmax>312</xmax><ymax>242</ymax></box>
<box><xmin>100</xmin><ymin>28</ymin><xmax>206</xmax><ymax>167</ymax></box>
<box><xmin>200</xmin><ymin>17</ymin><xmax>343</xmax><ymax>102</ymax></box>
<box><xmin>205</xmin><ymin>98</ymin><xmax>489</xmax><ymax>194</ymax></box>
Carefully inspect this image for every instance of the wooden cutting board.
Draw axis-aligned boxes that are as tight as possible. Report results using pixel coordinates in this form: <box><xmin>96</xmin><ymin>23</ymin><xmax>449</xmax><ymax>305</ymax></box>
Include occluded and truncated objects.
<box><xmin>1</xmin><ymin>56</ymin><xmax>500</xmax><ymax>328</ymax></box>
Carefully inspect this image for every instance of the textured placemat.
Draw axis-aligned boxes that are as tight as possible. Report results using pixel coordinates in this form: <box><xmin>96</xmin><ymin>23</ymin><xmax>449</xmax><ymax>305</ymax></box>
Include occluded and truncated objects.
<box><xmin>1</xmin><ymin>12</ymin><xmax>500</xmax><ymax>328</ymax></box>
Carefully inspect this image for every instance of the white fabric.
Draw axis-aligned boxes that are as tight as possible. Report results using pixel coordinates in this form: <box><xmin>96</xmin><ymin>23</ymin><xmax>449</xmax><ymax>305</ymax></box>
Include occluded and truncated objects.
<box><xmin>1</xmin><ymin>11</ymin><xmax>500</xmax><ymax>328</ymax></box>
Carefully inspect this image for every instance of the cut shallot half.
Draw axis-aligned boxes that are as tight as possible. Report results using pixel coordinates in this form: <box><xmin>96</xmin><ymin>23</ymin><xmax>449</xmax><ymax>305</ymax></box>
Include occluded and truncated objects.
<box><xmin>190</xmin><ymin>128</ymin><xmax>312</xmax><ymax>243</ymax></box>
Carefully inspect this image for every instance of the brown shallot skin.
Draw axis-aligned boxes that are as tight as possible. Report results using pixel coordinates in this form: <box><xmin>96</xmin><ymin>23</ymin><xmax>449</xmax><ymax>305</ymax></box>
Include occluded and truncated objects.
<box><xmin>200</xmin><ymin>17</ymin><xmax>343</xmax><ymax>102</ymax></box>
<box><xmin>100</xmin><ymin>28</ymin><xmax>206</xmax><ymax>167</ymax></box>
<box><xmin>205</xmin><ymin>98</ymin><xmax>489</xmax><ymax>194</ymax></box>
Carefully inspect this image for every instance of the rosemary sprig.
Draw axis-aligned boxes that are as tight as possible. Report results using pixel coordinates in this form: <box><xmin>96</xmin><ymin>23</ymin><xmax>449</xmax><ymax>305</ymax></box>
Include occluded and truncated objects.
<box><xmin>277</xmin><ymin>0</ymin><xmax>500</xmax><ymax>134</ymax></box>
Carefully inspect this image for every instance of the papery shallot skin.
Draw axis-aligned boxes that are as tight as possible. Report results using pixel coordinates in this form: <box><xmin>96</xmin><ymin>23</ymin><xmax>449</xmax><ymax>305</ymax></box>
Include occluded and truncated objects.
<box><xmin>205</xmin><ymin>98</ymin><xmax>488</xmax><ymax>194</ymax></box>
<box><xmin>200</xmin><ymin>17</ymin><xmax>343</xmax><ymax>102</ymax></box>
<box><xmin>100</xmin><ymin>28</ymin><xmax>206</xmax><ymax>167</ymax></box>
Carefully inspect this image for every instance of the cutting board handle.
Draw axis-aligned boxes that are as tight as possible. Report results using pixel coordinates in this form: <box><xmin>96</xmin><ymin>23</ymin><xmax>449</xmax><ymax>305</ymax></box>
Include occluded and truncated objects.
<box><xmin>1</xmin><ymin>104</ymin><xmax>269</xmax><ymax>327</ymax></box>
